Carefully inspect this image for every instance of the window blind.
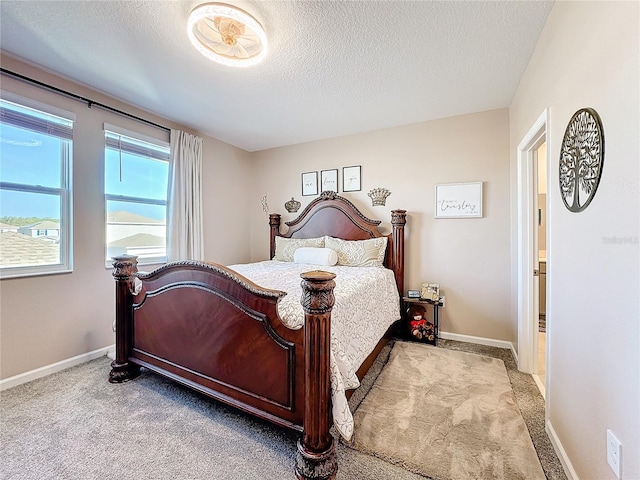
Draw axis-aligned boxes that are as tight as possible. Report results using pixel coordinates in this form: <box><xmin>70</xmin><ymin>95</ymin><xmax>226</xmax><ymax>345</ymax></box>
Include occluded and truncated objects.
<box><xmin>105</xmin><ymin>131</ymin><xmax>170</xmax><ymax>162</ymax></box>
<box><xmin>0</xmin><ymin>99</ymin><xmax>73</xmax><ymax>140</ymax></box>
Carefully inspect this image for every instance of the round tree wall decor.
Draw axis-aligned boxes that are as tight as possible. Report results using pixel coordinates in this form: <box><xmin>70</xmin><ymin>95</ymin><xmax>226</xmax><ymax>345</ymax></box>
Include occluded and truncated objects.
<box><xmin>559</xmin><ymin>108</ymin><xmax>605</xmax><ymax>212</ymax></box>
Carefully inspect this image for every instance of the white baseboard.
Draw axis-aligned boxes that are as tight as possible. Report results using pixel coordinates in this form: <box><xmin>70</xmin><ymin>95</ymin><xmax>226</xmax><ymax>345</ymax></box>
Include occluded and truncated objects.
<box><xmin>532</xmin><ymin>373</ymin><xmax>546</xmax><ymax>398</ymax></box>
<box><xmin>0</xmin><ymin>344</ymin><xmax>115</xmax><ymax>391</ymax></box>
<box><xmin>546</xmin><ymin>420</ymin><xmax>579</xmax><ymax>480</ymax></box>
<box><xmin>439</xmin><ymin>331</ymin><xmax>518</xmax><ymax>360</ymax></box>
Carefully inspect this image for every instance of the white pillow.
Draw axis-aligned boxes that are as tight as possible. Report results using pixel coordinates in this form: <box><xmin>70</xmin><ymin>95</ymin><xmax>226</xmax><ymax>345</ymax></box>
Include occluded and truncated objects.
<box><xmin>273</xmin><ymin>236</ymin><xmax>324</xmax><ymax>262</ymax></box>
<box><xmin>324</xmin><ymin>236</ymin><xmax>387</xmax><ymax>267</ymax></box>
<box><xmin>293</xmin><ymin>247</ymin><xmax>338</xmax><ymax>266</ymax></box>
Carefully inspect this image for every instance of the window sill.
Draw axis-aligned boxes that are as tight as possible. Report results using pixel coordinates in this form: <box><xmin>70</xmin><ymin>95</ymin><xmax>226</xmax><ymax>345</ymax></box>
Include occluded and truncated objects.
<box><xmin>0</xmin><ymin>266</ymin><xmax>73</xmax><ymax>280</ymax></box>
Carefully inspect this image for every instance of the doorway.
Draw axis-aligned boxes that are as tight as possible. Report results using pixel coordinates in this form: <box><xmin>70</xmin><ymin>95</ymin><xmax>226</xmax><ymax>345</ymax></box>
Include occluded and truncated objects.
<box><xmin>534</xmin><ymin>142</ymin><xmax>547</xmax><ymax>395</ymax></box>
<box><xmin>516</xmin><ymin>110</ymin><xmax>548</xmax><ymax>399</ymax></box>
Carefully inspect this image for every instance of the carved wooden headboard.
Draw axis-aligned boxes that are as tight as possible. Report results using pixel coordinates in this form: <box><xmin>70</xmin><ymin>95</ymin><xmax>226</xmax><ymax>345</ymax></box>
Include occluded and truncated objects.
<box><xmin>269</xmin><ymin>191</ymin><xmax>406</xmax><ymax>295</ymax></box>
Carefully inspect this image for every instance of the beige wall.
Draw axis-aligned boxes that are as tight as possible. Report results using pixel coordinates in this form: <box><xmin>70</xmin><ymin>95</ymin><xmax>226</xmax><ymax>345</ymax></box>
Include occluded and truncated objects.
<box><xmin>0</xmin><ymin>55</ymin><xmax>252</xmax><ymax>379</ymax></box>
<box><xmin>201</xmin><ymin>137</ymin><xmax>253</xmax><ymax>265</ymax></box>
<box><xmin>251</xmin><ymin>109</ymin><xmax>513</xmax><ymax>342</ymax></box>
<box><xmin>509</xmin><ymin>2</ymin><xmax>639</xmax><ymax>479</ymax></box>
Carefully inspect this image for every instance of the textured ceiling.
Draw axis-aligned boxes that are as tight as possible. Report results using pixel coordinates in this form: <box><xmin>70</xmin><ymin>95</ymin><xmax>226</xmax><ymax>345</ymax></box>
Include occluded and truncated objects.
<box><xmin>0</xmin><ymin>1</ymin><xmax>553</xmax><ymax>152</ymax></box>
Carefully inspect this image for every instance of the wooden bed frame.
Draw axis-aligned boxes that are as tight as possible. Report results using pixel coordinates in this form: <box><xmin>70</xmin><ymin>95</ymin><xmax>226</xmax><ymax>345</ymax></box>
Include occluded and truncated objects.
<box><xmin>109</xmin><ymin>191</ymin><xmax>406</xmax><ymax>479</ymax></box>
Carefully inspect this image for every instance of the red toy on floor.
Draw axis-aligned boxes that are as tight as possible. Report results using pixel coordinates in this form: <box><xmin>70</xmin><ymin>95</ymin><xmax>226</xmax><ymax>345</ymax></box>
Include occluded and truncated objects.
<box><xmin>410</xmin><ymin>313</ymin><xmax>435</xmax><ymax>342</ymax></box>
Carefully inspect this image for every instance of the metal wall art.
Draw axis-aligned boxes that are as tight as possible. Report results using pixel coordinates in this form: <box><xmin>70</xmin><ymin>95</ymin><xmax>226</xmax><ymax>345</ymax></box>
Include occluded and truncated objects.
<box><xmin>368</xmin><ymin>187</ymin><xmax>391</xmax><ymax>206</ymax></box>
<box><xmin>559</xmin><ymin>108</ymin><xmax>605</xmax><ymax>212</ymax></box>
<box><xmin>260</xmin><ymin>193</ymin><xmax>269</xmax><ymax>216</ymax></box>
<box><xmin>285</xmin><ymin>197</ymin><xmax>301</xmax><ymax>213</ymax></box>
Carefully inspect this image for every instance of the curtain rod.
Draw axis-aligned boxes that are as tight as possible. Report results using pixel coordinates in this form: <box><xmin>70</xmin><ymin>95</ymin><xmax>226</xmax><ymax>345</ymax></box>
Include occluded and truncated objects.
<box><xmin>0</xmin><ymin>68</ymin><xmax>170</xmax><ymax>133</ymax></box>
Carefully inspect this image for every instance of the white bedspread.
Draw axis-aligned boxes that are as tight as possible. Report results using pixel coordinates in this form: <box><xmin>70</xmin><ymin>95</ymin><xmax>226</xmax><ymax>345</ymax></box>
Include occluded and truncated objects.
<box><xmin>228</xmin><ymin>260</ymin><xmax>400</xmax><ymax>440</ymax></box>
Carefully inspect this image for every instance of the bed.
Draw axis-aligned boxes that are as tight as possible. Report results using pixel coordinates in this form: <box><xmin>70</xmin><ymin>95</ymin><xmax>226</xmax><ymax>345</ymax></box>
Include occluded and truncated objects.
<box><xmin>109</xmin><ymin>191</ymin><xmax>406</xmax><ymax>479</ymax></box>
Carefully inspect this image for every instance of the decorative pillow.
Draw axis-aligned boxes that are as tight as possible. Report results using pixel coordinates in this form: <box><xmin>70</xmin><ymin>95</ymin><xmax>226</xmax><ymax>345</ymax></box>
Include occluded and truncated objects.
<box><xmin>273</xmin><ymin>236</ymin><xmax>324</xmax><ymax>262</ymax></box>
<box><xmin>293</xmin><ymin>247</ymin><xmax>338</xmax><ymax>266</ymax></box>
<box><xmin>324</xmin><ymin>236</ymin><xmax>387</xmax><ymax>267</ymax></box>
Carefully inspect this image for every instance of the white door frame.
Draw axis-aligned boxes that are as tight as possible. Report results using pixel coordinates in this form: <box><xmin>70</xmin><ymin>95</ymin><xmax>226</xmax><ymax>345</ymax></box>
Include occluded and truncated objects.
<box><xmin>517</xmin><ymin>109</ymin><xmax>548</xmax><ymax>374</ymax></box>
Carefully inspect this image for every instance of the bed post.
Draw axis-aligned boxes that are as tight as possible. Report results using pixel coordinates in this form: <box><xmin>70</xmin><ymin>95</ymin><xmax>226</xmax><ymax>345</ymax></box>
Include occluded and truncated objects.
<box><xmin>391</xmin><ymin>209</ymin><xmax>407</xmax><ymax>297</ymax></box>
<box><xmin>269</xmin><ymin>213</ymin><xmax>281</xmax><ymax>259</ymax></box>
<box><xmin>109</xmin><ymin>254</ymin><xmax>141</xmax><ymax>383</ymax></box>
<box><xmin>296</xmin><ymin>271</ymin><xmax>337</xmax><ymax>480</ymax></box>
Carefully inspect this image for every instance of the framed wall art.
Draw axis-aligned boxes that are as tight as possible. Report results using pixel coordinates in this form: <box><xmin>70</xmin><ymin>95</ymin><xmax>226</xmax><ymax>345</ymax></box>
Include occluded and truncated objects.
<box><xmin>435</xmin><ymin>182</ymin><xmax>483</xmax><ymax>218</ymax></box>
<box><xmin>342</xmin><ymin>165</ymin><xmax>361</xmax><ymax>192</ymax></box>
<box><xmin>321</xmin><ymin>169</ymin><xmax>338</xmax><ymax>192</ymax></box>
<box><xmin>301</xmin><ymin>171</ymin><xmax>318</xmax><ymax>196</ymax></box>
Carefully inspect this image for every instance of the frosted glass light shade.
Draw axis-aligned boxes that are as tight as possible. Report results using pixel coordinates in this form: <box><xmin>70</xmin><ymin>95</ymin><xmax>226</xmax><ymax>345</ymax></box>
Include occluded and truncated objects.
<box><xmin>187</xmin><ymin>3</ymin><xmax>267</xmax><ymax>67</ymax></box>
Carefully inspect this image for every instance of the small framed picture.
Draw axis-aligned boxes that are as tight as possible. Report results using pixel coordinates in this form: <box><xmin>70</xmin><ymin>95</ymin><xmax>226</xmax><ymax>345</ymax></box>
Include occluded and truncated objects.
<box><xmin>302</xmin><ymin>171</ymin><xmax>318</xmax><ymax>196</ymax></box>
<box><xmin>407</xmin><ymin>290</ymin><xmax>421</xmax><ymax>298</ymax></box>
<box><xmin>321</xmin><ymin>169</ymin><xmax>338</xmax><ymax>192</ymax></box>
<box><xmin>342</xmin><ymin>165</ymin><xmax>361</xmax><ymax>192</ymax></box>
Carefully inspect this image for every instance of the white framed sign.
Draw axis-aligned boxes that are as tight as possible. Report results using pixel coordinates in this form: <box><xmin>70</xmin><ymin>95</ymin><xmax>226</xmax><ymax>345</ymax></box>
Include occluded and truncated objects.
<box><xmin>435</xmin><ymin>182</ymin><xmax>483</xmax><ymax>218</ymax></box>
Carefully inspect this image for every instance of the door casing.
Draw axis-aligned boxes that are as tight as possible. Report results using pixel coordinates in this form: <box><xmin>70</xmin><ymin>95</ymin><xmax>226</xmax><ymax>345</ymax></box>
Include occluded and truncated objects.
<box><xmin>516</xmin><ymin>109</ymin><xmax>548</xmax><ymax>377</ymax></box>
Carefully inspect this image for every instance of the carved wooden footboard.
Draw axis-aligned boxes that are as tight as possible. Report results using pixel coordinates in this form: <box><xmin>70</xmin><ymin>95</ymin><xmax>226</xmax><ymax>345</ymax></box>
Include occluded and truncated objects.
<box><xmin>109</xmin><ymin>192</ymin><xmax>406</xmax><ymax>480</ymax></box>
<box><xmin>110</xmin><ymin>257</ymin><xmax>337</xmax><ymax>478</ymax></box>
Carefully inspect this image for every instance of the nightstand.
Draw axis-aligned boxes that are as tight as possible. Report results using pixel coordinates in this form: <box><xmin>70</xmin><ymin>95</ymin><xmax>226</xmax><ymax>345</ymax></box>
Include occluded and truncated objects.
<box><xmin>402</xmin><ymin>296</ymin><xmax>442</xmax><ymax>346</ymax></box>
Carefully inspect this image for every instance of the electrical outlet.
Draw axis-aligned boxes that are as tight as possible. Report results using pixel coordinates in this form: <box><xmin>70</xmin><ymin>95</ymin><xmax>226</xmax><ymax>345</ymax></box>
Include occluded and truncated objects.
<box><xmin>439</xmin><ymin>295</ymin><xmax>445</xmax><ymax>307</ymax></box>
<box><xmin>607</xmin><ymin>429</ymin><xmax>622</xmax><ymax>479</ymax></box>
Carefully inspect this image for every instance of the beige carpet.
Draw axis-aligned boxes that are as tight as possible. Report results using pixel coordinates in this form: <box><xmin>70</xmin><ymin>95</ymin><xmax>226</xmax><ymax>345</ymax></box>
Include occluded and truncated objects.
<box><xmin>344</xmin><ymin>341</ymin><xmax>546</xmax><ymax>480</ymax></box>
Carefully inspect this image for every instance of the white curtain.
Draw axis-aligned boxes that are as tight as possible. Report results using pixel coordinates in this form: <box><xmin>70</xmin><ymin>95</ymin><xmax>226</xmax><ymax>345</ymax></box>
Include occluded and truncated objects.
<box><xmin>167</xmin><ymin>129</ymin><xmax>204</xmax><ymax>261</ymax></box>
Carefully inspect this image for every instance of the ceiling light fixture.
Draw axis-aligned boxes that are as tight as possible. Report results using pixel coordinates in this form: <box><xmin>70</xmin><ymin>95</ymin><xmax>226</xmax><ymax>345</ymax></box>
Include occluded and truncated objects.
<box><xmin>187</xmin><ymin>3</ymin><xmax>267</xmax><ymax>68</ymax></box>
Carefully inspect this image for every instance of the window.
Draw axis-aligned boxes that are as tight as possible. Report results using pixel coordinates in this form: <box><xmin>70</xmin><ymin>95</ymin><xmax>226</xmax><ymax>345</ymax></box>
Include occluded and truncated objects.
<box><xmin>0</xmin><ymin>93</ymin><xmax>74</xmax><ymax>278</ymax></box>
<box><xmin>104</xmin><ymin>124</ymin><xmax>169</xmax><ymax>266</ymax></box>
